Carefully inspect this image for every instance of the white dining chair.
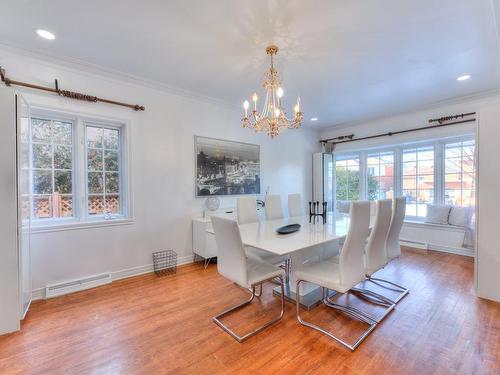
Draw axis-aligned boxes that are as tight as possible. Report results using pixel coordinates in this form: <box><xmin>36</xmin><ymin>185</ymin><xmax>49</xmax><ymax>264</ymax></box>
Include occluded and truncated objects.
<box><xmin>288</xmin><ymin>193</ymin><xmax>304</xmax><ymax>217</ymax></box>
<box><xmin>211</xmin><ymin>216</ymin><xmax>285</xmax><ymax>342</ymax></box>
<box><xmin>265</xmin><ymin>195</ymin><xmax>284</xmax><ymax>220</ymax></box>
<box><xmin>236</xmin><ymin>197</ymin><xmax>290</xmax><ymax>282</ymax></box>
<box><xmin>368</xmin><ymin>197</ymin><xmax>409</xmax><ymax>303</ymax></box>
<box><xmin>350</xmin><ymin>199</ymin><xmax>396</xmax><ymax>322</ymax></box>
<box><xmin>294</xmin><ymin>201</ymin><xmax>377</xmax><ymax>351</ymax></box>
<box><xmin>387</xmin><ymin>197</ymin><xmax>407</xmax><ymax>261</ymax></box>
<box><xmin>237</xmin><ymin>196</ymin><xmax>259</xmax><ymax>225</ymax></box>
<box><xmin>364</xmin><ymin>199</ymin><xmax>392</xmax><ymax>277</ymax></box>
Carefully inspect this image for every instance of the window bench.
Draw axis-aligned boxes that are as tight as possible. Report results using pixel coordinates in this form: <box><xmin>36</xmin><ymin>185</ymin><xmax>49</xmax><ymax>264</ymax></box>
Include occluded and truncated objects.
<box><xmin>400</xmin><ymin>220</ymin><xmax>473</xmax><ymax>257</ymax></box>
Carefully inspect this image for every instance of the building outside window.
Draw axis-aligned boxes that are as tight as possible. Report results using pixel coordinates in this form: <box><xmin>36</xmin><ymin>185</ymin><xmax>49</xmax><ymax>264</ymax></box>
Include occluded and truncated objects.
<box><xmin>401</xmin><ymin>145</ymin><xmax>434</xmax><ymax>218</ymax></box>
<box><xmin>367</xmin><ymin>151</ymin><xmax>395</xmax><ymax>201</ymax></box>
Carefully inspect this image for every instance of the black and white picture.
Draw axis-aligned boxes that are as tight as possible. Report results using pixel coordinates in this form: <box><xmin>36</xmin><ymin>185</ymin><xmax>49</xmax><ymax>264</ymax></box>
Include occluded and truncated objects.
<box><xmin>195</xmin><ymin>136</ymin><xmax>260</xmax><ymax>196</ymax></box>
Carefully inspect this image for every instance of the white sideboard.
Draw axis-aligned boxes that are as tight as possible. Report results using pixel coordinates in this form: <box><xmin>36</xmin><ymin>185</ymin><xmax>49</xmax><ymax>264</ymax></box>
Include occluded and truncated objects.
<box><xmin>192</xmin><ymin>209</ymin><xmax>237</xmax><ymax>264</ymax></box>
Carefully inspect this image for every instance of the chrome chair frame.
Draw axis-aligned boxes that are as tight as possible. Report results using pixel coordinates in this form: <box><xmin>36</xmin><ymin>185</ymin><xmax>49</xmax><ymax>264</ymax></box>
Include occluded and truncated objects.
<box><xmin>295</xmin><ymin>280</ymin><xmax>377</xmax><ymax>351</ymax></box>
<box><xmin>367</xmin><ymin>276</ymin><xmax>409</xmax><ymax>304</ymax></box>
<box><xmin>213</xmin><ymin>275</ymin><xmax>285</xmax><ymax>342</ymax></box>
<box><xmin>346</xmin><ymin>286</ymin><xmax>396</xmax><ymax>323</ymax></box>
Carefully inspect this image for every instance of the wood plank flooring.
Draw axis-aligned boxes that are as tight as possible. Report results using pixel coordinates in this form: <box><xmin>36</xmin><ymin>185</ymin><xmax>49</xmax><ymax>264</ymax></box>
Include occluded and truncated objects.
<box><xmin>0</xmin><ymin>248</ymin><xmax>499</xmax><ymax>374</ymax></box>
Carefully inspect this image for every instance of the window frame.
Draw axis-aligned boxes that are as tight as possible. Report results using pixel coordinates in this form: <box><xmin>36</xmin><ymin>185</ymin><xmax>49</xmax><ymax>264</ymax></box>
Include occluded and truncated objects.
<box><xmin>366</xmin><ymin>149</ymin><xmax>396</xmax><ymax>201</ymax></box>
<box><xmin>83</xmin><ymin>121</ymin><xmax>125</xmax><ymax>220</ymax></box>
<box><xmin>400</xmin><ymin>143</ymin><xmax>436</xmax><ymax>220</ymax></box>
<box><xmin>442</xmin><ymin>139</ymin><xmax>476</xmax><ymax>208</ymax></box>
<box><xmin>28</xmin><ymin>107</ymin><xmax>133</xmax><ymax>232</ymax></box>
<box><xmin>333</xmin><ymin>135</ymin><xmax>475</xmax><ymax>222</ymax></box>
<box><xmin>334</xmin><ymin>152</ymin><xmax>361</xmax><ymax>202</ymax></box>
<box><xmin>29</xmin><ymin>111</ymin><xmax>78</xmax><ymax>224</ymax></box>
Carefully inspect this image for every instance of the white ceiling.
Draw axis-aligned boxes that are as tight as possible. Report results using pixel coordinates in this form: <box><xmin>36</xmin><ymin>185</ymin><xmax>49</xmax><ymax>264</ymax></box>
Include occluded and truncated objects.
<box><xmin>1</xmin><ymin>0</ymin><xmax>500</xmax><ymax>128</ymax></box>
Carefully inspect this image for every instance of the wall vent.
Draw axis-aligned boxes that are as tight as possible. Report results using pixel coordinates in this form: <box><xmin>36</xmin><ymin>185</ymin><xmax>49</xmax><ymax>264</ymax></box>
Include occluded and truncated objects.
<box><xmin>45</xmin><ymin>273</ymin><xmax>112</xmax><ymax>299</ymax></box>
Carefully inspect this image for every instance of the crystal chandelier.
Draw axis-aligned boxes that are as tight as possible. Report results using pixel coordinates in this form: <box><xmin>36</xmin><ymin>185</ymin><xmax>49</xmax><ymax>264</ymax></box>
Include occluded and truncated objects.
<box><xmin>242</xmin><ymin>45</ymin><xmax>303</xmax><ymax>138</ymax></box>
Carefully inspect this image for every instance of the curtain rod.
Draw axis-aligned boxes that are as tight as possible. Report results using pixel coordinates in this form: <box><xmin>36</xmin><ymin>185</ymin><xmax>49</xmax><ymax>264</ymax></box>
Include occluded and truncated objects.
<box><xmin>0</xmin><ymin>66</ymin><xmax>145</xmax><ymax>111</ymax></box>
<box><xmin>319</xmin><ymin>113</ymin><xmax>476</xmax><ymax>145</ymax></box>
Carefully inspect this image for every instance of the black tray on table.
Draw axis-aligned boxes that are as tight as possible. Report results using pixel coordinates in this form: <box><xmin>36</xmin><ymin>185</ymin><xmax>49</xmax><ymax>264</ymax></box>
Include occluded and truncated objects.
<box><xmin>276</xmin><ymin>224</ymin><xmax>301</xmax><ymax>235</ymax></box>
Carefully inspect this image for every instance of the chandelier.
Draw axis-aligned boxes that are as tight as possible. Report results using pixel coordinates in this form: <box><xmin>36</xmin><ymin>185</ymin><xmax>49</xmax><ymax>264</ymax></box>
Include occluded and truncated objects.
<box><xmin>242</xmin><ymin>45</ymin><xmax>303</xmax><ymax>138</ymax></box>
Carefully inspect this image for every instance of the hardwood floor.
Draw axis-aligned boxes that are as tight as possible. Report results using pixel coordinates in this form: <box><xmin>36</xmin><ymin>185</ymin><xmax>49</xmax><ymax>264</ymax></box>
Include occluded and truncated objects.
<box><xmin>0</xmin><ymin>248</ymin><xmax>498</xmax><ymax>374</ymax></box>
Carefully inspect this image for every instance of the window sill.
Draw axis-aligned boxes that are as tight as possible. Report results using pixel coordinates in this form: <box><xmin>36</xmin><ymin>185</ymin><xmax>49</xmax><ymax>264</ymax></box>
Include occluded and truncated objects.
<box><xmin>30</xmin><ymin>217</ymin><xmax>135</xmax><ymax>234</ymax></box>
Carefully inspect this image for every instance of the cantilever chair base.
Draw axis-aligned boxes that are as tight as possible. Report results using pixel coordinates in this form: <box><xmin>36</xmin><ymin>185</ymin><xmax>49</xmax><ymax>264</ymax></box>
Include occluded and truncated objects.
<box><xmin>349</xmin><ymin>287</ymin><xmax>396</xmax><ymax>323</ymax></box>
<box><xmin>296</xmin><ymin>280</ymin><xmax>377</xmax><ymax>351</ymax></box>
<box><xmin>213</xmin><ymin>276</ymin><xmax>285</xmax><ymax>342</ymax></box>
<box><xmin>367</xmin><ymin>276</ymin><xmax>409</xmax><ymax>304</ymax></box>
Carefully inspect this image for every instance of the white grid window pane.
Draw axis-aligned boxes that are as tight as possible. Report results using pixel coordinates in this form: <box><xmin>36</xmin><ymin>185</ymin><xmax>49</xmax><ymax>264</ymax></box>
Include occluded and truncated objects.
<box><xmin>30</xmin><ymin>117</ymin><xmax>74</xmax><ymax>219</ymax></box>
<box><xmin>402</xmin><ymin>146</ymin><xmax>434</xmax><ymax>218</ymax></box>
<box><xmin>367</xmin><ymin>151</ymin><xmax>394</xmax><ymax>200</ymax></box>
<box><xmin>86</xmin><ymin>125</ymin><xmax>122</xmax><ymax>216</ymax></box>
<box><xmin>444</xmin><ymin>140</ymin><xmax>475</xmax><ymax>207</ymax></box>
<box><xmin>335</xmin><ymin>155</ymin><xmax>360</xmax><ymax>203</ymax></box>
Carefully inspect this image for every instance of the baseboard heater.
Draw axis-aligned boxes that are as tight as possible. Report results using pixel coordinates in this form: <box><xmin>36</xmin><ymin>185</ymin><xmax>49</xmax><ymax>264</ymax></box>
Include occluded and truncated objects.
<box><xmin>400</xmin><ymin>239</ymin><xmax>429</xmax><ymax>250</ymax></box>
<box><xmin>45</xmin><ymin>273</ymin><xmax>112</xmax><ymax>299</ymax></box>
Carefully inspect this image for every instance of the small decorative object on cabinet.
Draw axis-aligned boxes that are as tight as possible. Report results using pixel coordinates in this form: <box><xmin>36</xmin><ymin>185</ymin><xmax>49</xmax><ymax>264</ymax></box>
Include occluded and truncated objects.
<box><xmin>205</xmin><ymin>197</ymin><xmax>220</xmax><ymax>211</ymax></box>
<box><xmin>152</xmin><ymin>250</ymin><xmax>177</xmax><ymax>276</ymax></box>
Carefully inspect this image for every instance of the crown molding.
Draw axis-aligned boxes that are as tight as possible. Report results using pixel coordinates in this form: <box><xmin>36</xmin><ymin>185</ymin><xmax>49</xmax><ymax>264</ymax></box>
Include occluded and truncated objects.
<box><xmin>0</xmin><ymin>43</ymin><xmax>236</xmax><ymax>112</ymax></box>
<box><xmin>320</xmin><ymin>88</ymin><xmax>500</xmax><ymax>133</ymax></box>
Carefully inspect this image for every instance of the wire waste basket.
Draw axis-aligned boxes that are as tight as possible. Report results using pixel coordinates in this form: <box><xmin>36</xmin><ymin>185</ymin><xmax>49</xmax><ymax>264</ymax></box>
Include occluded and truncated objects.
<box><xmin>152</xmin><ymin>250</ymin><xmax>177</xmax><ymax>276</ymax></box>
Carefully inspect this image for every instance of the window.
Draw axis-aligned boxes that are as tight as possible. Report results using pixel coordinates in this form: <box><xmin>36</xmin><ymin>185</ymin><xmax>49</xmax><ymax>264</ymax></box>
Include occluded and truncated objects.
<box><xmin>367</xmin><ymin>151</ymin><xmax>394</xmax><ymax>200</ymax></box>
<box><xmin>333</xmin><ymin>135</ymin><xmax>475</xmax><ymax>221</ymax></box>
<box><xmin>335</xmin><ymin>155</ymin><xmax>360</xmax><ymax>202</ymax></box>
<box><xmin>26</xmin><ymin>110</ymin><xmax>130</xmax><ymax>229</ymax></box>
<box><xmin>86</xmin><ymin>125</ymin><xmax>122</xmax><ymax>216</ymax></box>
<box><xmin>402</xmin><ymin>145</ymin><xmax>434</xmax><ymax>218</ymax></box>
<box><xmin>30</xmin><ymin>117</ymin><xmax>74</xmax><ymax>220</ymax></box>
<box><xmin>444</xmin><ymin>140</ymin><xmax>475</xmax><ymax>207</ymax></box>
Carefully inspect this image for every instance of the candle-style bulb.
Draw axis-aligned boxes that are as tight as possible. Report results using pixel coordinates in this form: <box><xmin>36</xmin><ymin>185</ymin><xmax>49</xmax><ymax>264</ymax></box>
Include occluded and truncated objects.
<box><xmin>243</xmin><ymin>100</ymin><xmax>249</xmax><ymax>117</ymax></box>
<box><xmin>276</xmin><ymin>87</ymin><xmax>284</xmax><ymax>98</ymax></box>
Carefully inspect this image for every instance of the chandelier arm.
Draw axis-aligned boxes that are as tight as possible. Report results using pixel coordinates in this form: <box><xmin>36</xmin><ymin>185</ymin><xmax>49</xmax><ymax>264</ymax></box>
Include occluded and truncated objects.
<box><xmin>241</xmin><ymin>45</ymin><xmax>302</xmax><ymax>138</ymax></box>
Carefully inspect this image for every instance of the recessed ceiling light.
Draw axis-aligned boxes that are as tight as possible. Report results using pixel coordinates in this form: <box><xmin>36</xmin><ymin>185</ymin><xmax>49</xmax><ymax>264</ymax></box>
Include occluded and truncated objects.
<box><xmin>35</xmin><ymin>29</ymin><xmax>56</xmax><ymax>40</ymax></box>
<box><xmin>457</xmin><ymin>74</ymin><xmax>471</xmax><ymax>81</ymax></box>
<box><xmin>311</xmin><ymin>117</ymin><xmax>318</xmax><ymax>121</ymax></box>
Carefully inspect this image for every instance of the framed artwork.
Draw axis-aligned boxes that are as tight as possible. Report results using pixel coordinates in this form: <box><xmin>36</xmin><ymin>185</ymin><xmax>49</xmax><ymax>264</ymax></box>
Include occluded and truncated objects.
<box><xmin>195</xmin><ymin>136</ymin><xmax>260</xmax><ymax>196</ymax></box>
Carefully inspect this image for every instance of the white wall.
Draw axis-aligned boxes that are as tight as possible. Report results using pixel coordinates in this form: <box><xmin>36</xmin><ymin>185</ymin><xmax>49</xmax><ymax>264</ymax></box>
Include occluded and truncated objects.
<box><xmin>321</xmin><ymin>92</ymin><xmax>500</xmax><ymax>302</ymax></box>
<box><xmin>0</xmin><ymin>49</ymin><xmax>320</xmax><ymax>295</ymax></box>
<box><xmin>476</xmin><ymin>104</ymin><xmax>500</xmax><ymax>302</ymax></box>
<box><xmin>0</xmin><ymin>87</ymin><xmax>20</xmax><ymax>334</ymax></box>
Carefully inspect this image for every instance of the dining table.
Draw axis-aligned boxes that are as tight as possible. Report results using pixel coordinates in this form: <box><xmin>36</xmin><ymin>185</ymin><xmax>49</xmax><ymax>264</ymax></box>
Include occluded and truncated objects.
<box><xmin>207</xmin><ymin>211</ymin><xmax>355</xmax><ymax>310</ymax></box>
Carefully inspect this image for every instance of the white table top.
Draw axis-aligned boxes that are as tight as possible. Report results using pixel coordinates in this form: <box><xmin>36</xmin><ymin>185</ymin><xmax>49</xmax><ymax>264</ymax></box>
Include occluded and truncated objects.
<box><xmin>207</xmin><ymin>212</ymin><xmax>352</xmax><ymax>256</ymax></box>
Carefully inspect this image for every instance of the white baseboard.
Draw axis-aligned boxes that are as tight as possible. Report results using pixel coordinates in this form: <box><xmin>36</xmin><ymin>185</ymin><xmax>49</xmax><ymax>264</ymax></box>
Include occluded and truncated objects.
<box><xmin>427</xmin><ymin>244</ymin><xmax>474</xmax><ymax>257</ymax></box>
<box><xmin>32</xmin><ymin>254</ymin><xmax>194</xmax><ymax>301</ymax></box>
<box><xmin>400</xmin><ymin>239</ymin><xmax>474</xmax><ymax>257</ymax></box>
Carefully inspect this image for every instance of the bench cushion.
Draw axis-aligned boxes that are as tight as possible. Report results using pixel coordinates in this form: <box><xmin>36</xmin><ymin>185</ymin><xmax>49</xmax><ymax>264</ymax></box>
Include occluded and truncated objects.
<box><xmin>449</xmin><ymin>206</ymin><xmax>470</xmax><ymax>227</ymax></box>
<box><xmin>425</xmin><ymin>204</ymin><xmax>451</xmax><ymax>225</ymax></box>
